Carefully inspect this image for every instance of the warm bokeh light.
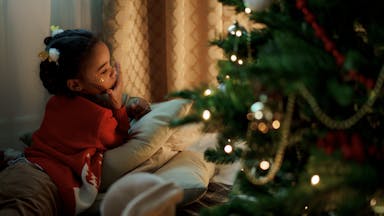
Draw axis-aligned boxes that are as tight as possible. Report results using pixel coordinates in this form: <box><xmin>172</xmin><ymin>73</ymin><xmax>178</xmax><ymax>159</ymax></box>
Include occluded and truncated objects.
<box><xmin>258</xmin><ymin>122</ymin><xmax>268</xmax><ymax>133</ymax></box>
<box><xmin>202</xmin><ymin>110</ymin><xmax>211</xmax><ymax>120</ymax></box>
<box><xmin>311</xmin><ymin>175</ymin><xmax>320</xmax><ymax>185</ymax></box>
<box><xmin>259</xmin><ymin>160</ymin><xmax>270</xmax><ymax>170</ymax></box>
<box><xmin>254</xmin><ymin>111</ymin><xmax>263</xmax><ymax>120</ymax></box>
<box><xmin>224</xmin><ymin>144</ymin><xmax>233</xmax><ymax>153</ymax></box>
<box><xmin>272</xmin><ymin>120</ymin><xmax>280</xmax><ymax>129</ymax></box>
<box><xmin>230</xmin><ymin>54</ymin><xmax>237</xmax><ymax>62</ymax></box>
<box><xmin>203</xmin><ymin>89</ymin><xmax>212</xmax><ymax>96</ymax></box>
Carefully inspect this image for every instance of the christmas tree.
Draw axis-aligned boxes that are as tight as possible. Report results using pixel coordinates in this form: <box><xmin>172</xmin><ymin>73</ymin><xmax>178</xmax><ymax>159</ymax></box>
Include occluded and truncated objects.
<box><xmin>170</xmin><ymin>0</ymin><xmax>384</xmax><ymax>215</ymax></box>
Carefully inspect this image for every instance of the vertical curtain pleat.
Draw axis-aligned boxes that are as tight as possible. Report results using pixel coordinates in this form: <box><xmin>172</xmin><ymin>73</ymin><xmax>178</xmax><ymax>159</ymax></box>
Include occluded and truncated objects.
<box><xmin>102</xmin><ymin>0</ymin><xmax>242</xmax><ymax>102</ymax></box>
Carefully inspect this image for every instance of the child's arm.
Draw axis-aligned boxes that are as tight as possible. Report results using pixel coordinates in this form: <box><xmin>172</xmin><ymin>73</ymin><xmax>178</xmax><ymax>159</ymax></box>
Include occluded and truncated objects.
<box><xmin>99</xmin><ymin>108</ymin><xmax>130</xmax><ymax>149</ymax></box>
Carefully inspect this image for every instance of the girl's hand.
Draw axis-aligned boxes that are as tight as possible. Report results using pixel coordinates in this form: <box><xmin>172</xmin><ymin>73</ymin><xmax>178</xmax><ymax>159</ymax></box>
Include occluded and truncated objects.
<box><xmin>106</xmin><ymin>63</ymin><xmax>124</xmax><ymax>110</ymax></box>
<box><xmin>126</xmin><ymin>97</ymin><xmax>152</xmax><ymax>119</ymax></box>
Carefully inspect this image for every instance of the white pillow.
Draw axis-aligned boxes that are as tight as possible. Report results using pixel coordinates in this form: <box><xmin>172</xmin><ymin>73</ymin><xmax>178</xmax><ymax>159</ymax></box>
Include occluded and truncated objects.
<box><xmin>154</xmin><ymin>150</ymin><xmax>215</xmax><ymax>206</ymax></box>
<box><xmin>101</xmin><ymin>99</ymin><xmax>192</xmax><ymax>190</ymax></box>
<box><xmin>165</xmin><ymin>123</ymin><xmax>203</xmax><ymax>152</ymax></box>
<box><xmin>100</xmin><ymin>173</ymin><xmax>183</xmax><ymax>216</ymax></box>
<box><xmin>125</xmin><ymin>123</ymin><xmax>203</xmax><ymax>177</ymax></box>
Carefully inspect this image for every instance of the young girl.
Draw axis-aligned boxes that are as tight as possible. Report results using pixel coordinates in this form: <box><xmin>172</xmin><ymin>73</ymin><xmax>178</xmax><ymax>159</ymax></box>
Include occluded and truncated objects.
<box><xmin>0</xmin><ymin>28</ymin><xmax>150</xmax><ymax>215</ymax></box>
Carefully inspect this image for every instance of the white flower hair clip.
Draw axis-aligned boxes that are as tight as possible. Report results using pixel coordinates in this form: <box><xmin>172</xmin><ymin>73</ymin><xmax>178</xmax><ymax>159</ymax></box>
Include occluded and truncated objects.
<box><xmin>39</xmin><ymin>48</ymin><xmax>60</xmax><ymax>64</ymax></box>
<box><xmin>50</xmin><ymin>25</ymin><xmax>64</xmax><ymax>37</ymax></box>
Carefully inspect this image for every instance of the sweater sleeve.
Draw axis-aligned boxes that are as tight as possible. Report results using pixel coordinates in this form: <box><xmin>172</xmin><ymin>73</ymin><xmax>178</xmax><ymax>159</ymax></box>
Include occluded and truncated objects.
<box><xmin>113</xmin><ymin>106</ymin><xmax>130</xmax><ymax>133</ymax></box>
<box><xmin>98</xmin><ymin>107</ymin><xmax>130</xmax><ymax>149</ymax></box>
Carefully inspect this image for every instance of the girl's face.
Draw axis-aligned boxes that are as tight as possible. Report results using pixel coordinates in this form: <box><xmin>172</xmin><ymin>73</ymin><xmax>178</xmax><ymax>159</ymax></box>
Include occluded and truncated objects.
<box><xmin>76</xmin><ymin>41</ymin><xmax>117</xmax><ymax>95</ymax></box>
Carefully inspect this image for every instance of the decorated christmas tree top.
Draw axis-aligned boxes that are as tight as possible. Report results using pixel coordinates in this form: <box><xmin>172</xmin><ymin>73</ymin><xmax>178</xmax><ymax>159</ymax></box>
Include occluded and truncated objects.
<box><xmin>170</xmin><ymin>0</ymin><xmax>384</xmax><ymax>215</ymax></box>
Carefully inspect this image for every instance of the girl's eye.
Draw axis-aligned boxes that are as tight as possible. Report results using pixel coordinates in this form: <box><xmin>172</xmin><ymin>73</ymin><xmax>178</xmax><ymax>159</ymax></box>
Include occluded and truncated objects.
<box><xmin>101</xmin><ymin>66</ymin><xmax>111</xmax><ymax>74</ymax></box>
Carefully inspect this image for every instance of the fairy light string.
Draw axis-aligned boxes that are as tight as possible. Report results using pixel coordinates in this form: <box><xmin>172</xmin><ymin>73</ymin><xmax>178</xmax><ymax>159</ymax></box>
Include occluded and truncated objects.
<box><xmin>231</xmin><ymin>3</ymin><xmax>384</xmax><ymax>184</ymax></box>
<box><xmin>242</xmin><ymin>94</ymin><xmax>295</xmax><ymax>185</ymax></box>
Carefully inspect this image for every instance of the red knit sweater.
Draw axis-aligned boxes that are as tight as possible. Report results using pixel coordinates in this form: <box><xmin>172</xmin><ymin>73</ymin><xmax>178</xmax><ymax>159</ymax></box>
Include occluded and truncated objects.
<box><xmin>25</xmin><ymin>95</ymin><xmax>130</xmax><ymax>215</ymax></box>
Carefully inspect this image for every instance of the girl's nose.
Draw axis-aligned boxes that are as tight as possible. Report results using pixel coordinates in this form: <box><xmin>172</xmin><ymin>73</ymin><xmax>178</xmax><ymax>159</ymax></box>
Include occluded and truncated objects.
<box><xmin>110</xmin><ymin>67</ymin><xmax>117</xmax><ymax>78</ymax></box>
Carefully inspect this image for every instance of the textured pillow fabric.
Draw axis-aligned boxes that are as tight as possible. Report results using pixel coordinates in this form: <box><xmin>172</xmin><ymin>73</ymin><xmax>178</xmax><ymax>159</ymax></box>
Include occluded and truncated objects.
<box><xmin>165</xmin><ymin>123</ymin><xmax>203</xmax><ymax>152</ymax></box>
<box><xmin>101</xmin><ymin>99</ymin><xmax>192</xmax><ymax>190</ymax></box>
<box><xmin>154</xmin><ymin>150</ymin><xmax>215</xmax><ymax>206</ymax></box>
<box><xmin>100</xmin><ymin>173</ymin><xmax>183</xmax><ymax>216</ymax></box>
<box><xmin>125</xmin><ymin>123</ymin><xmax>203</xmax><ymax>176</ymax></box>
<box><xmin>128</xmin><ymin>146</ymin><xmax>178</xmax><ymax>174</ymax></box>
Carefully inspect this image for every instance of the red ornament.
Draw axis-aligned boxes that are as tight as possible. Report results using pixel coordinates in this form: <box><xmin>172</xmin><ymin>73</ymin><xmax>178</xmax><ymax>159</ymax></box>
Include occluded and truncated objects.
<box><xmin>317</xmin><ymin>131</ymin><xmax>367</xmax><ymax>162</ymax></box>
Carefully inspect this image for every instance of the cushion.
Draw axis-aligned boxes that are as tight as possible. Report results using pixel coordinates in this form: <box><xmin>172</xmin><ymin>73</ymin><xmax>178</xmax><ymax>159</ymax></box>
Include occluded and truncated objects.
<box><xmin>123</xmin><ymin>123</ymin><xmax>203</xmax><ymax>177</ymax></box>
<box><xmin>101</xmin><ymin>99</ymin><xmax>192</xmax><ymax>190</ymax></box>
<box><xmin>154</xmin><ymin>150</ymin><xmax>215</xmax><ymax>206</ymax></box>
<box><xmin>100</xmin><ymin>172</ymin><xmax>183</xmax><ymax>216</ymax></box>
<box><xmin>128</xmin><ymin>146</ymin><xmax>178</xmax><ymax>174</ymax></box>
<box><xmin>165</xmin><ymin>123</ymin><xmax>203</xmax><ymax>152</ymax></box>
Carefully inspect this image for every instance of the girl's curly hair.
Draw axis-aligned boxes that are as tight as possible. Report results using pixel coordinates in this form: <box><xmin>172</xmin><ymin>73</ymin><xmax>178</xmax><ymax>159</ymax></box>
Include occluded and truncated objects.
<box><xmin>39</xmin><ymin>29</ymin><xmax>100</xmax><ymax>97</ymax></box>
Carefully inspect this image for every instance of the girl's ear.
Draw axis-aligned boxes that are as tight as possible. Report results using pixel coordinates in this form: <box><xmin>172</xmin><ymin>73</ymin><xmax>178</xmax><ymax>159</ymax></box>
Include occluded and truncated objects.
<box><xmin>67</xmin><ymin>79</ymin><xmax>82</xmax><ymax>92</ymax></box>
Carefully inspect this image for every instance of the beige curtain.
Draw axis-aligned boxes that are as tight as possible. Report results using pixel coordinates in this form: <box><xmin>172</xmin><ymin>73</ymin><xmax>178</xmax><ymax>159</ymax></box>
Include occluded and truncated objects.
<box><xmin>102</xmin><ymin>0</ymin><xmax>244</xmax><ymax>102</ymax></box>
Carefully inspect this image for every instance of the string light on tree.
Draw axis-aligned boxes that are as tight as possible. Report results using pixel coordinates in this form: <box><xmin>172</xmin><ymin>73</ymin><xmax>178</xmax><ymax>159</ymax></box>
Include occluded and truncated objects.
<box><xmin>227</xmin><ymin>21</ymin><xmax>247</xmax><ymax>37</ymax></box>
<box><xmin>203</xmin><ymin>88</ymin><xmax>212</xmax><ymax>96</ymax></box>
<box><xmin>370</xmin><ymin>190</ymin><xmax>384</xmax><ymax>214</ymax></box>
<box><xmin>224</xmin><ymin>144</ymin><xmax>233</xmax><ymax>154</ymax></box>
<box><xmin>202</xmin><ymin>110</ymin><xmax>211</xmax><ymax>120</ymax></box>
<box><xmin>230</xmin><ymin>54</ymin><xmax>238</xmax><ymax>62</ymax></box>
<box><xmin>248</xmin><ymin>96</ymin><xmax>282</xmax><ymax>133</ymax></box>
<box><xmin>311</xmin><ymin>175</ymin><xmax>320</xmax><ymax>186</ymax></box>
<box><xmin>227</xmin><ymin>21</ymin><xmax>248</xmax><ymax>65</ymax></box>
<box><xmin>169</xmin><ymin>0</ymin><xmax>384</xmax><ymax>214</ymax></box>
<box><xmin>259</xmin><ymin>160</ymin><xmax>270</xmax><ymax>170</ymax></box>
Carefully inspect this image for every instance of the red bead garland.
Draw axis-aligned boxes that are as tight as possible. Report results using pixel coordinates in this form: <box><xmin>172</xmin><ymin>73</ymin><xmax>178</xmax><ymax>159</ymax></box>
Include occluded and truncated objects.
<box><xmin>296</xmin><ymin>0</ymin><xmax>374</xmax><ymax>90</ymax></box>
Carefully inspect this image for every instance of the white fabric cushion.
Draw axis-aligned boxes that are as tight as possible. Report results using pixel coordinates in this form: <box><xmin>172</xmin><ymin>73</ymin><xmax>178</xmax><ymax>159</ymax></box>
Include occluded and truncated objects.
<box><xmin>165</xmin><ymin>123</ymin><xmax>203</xmax><ymax>152</ymax></box>
<box><xmin>154</xmin><ymin>150</ymin><xmax>215</xmax><ymax>205</ymax></box>
<box><xmin>100</xmin><ymin>172</ymin><xmax>183</xmax><ymax>216</ymax></box>
<box><xmin>101</xmin><ymin>99</ymin><xmax>192</xmax><ymax>190</ymax></box>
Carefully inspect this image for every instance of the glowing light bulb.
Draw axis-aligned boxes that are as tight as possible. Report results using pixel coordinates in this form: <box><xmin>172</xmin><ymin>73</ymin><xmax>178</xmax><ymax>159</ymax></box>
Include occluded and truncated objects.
<box><xmin>311</xmin><ymin>175</ymin><xmax>320</xmax><ymax>185</ymax></box>
<box><xmin>204</xmin><ymin>89</ymin><xmax>212</xmax><ymax>96</ymax></box>
<box><xmin>224</xmin><ymin>145</ymin><xmax>233</xmax><ymax>153</ymax></box>
<box><xmin>272</xmin><ymin>120</ymin><xmax>280</xmax><ymax>129</ymax></box>
<box><xmin>225</xmin><ymin>75</ymin><xmax>230</xmax><ymax>79</ymax></box>
<box><xmin>235</xmin><ymin>30</ymin><xmax>242</xmax><ymax>37</ymax></box>
<box><xmin>254</xmin><ymin>111</ymin><xmax>263</xmax><ymax>120</ymax></box>
<box><xmin>371</xmin><ymin>199</ymin><xmax>377</xmax><ymax>206</ymax></box>
<box><xmin>202</xmin><ymin>110</ymin><xmax>211</xmax><ymax>120</ymax></box>
<box><xmin>259</xmin><ymin>160</ymin><xmax>270</xmax><ymax>170</ymax></box>
<box><xmin>230</xmin><ymin>54</ymin><xmax>237</xmax><ymax>62</ymax></box>
<box><xmin>258</xmin><ymin>122</ymin><xmax>268</xmax><ymax>133</ymax></box>
<box><xmin>250</xmin><ymin>102</ymin><xmax>264</xmax><ymax>112</ymax></box>
<box><xmin>245</xmin><ymin>7</ymin><xmax>252</xmax><ymax>14</ymax></box>
<box><xmin>237</xmin><ymin>59</ymin><xmax>244</xmax><ymax>65</ymax></box>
